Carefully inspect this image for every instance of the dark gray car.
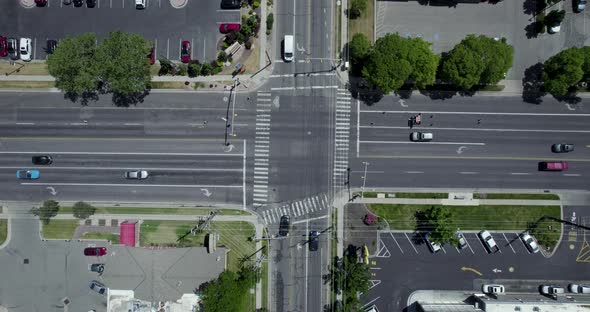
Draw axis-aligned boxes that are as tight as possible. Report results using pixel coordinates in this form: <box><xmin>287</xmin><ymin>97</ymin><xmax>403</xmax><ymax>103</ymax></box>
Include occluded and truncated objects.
<box><xmin>308</xmin><ymin>231</ymin><xmax>319</xmax><ymax>251</ymax></box>
<box><xmin>89</xmin><ymin>263</ymin><xmax>104</xmax><ymax>274</ymax></box>
<box><xmin>552</xmin><ymin>143</ymin><xmax>574</xmax><ymax>153</ymax></box>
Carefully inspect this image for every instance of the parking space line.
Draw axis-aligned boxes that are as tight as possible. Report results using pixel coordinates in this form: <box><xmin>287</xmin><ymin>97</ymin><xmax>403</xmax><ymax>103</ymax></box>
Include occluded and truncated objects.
<box><xmin>122</xmin><ymin>0</ymin><xmax>124</xmax><ymax>8</ymax></box>
<box><xmin>455</xmin><ymin>246</ymin><xmax>460</xmax><ymax>253</ymax></box>
<box><xmin>166</xmin><ymin>39</ymin><xmax>169</xmax><ymax>60</ymax></box>
<box><xmin>465</xmin><ymin>235</ymin><xmax>475</xmax><ymax>254</ymax></box>
<box><xmin>517</xmin><ymin>233</ymin><xmax>531</xmax><ymax>254</ymax></box>
<box><xmin>98</xmin><ymin>0</ymin><xmax>100</xmax><ymax>8</ymax></box>
<box><xmin>191</xmin><ymin>38</ymin><xmax>194</xmax><ymax>60</ymax></box>
<box><xmin>376</xmin><ymin>239</ymin><xmax>391</xmax><ymax>258</ymax></box>
<box><xmin>441</xmin><ymin>245</ymin><xmax>446</xmax><ymax>254</ymax></box>
<box><xmin>404</xmin><ymin>233</ymin><xmax>418</xmax><ymax>254</ymax></box>
<box><xmin>203</xmin><ymin>39</ymin><xmax>206</xmax><ymax>60</ymax></box>
<box><xmin>476</xmin><ymin>235</ymin><xmax>487</xmax><ymax>252</ymax></box>
<box><xmin>33</xmin><ymin>38</ymin><xmax>37</xmax><ymax>60</ymax></box>
<box><xmin>154</xmin><ymin>38</ymin><xmax>158</xmax><ymax>60</ymax></box>
<box><xmin>503</xmin><ymin>233</ymin><xmax>516</xmax><ymax>253</ymax></box>
<box><xmin>388</xmin><ymin>232</ymin><xmax>404</xmax><ymax>254</ymax></box>
<box><xmin>179</xmin><ymin>39</ymin><xmax>181</xmax><ymax>60</ymax></box>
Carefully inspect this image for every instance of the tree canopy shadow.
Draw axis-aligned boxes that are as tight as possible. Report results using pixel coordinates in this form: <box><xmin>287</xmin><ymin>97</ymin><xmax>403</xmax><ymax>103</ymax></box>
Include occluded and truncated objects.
<box><xmin>111</xmin><ymin>89</ymin><xmax>151</xmax><ymax>107</ymax></box>
<box><xmin>64</xmin><ymin>91</ymin><xmax>99</xmax><ymax>106</ymax></box>
<box><xmin>525</xmin><ymin>21</ymin><xmax>543</xmax><ymax>39</ymax></box>
<box><xmin>522</xmin><ymin>62</ymin><xmax>546</xmax><ymax>104</ymax></box>
<box><xmin>348</xmin><ymin>77</ymin><xmax>384</xmax><ymax>106</ymax></box>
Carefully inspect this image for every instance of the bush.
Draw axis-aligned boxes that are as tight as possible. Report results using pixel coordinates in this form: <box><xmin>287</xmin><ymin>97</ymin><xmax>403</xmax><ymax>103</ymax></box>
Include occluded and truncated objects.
<box><xmin>188</xmin><ymin>63</ymin><xmax>201</xmax><ymax>77</ymax></box>
<box><xmin>248</xmin><ymin>9</ymin><xmax>254</xmax><ymax>15</ymax></box>
<box><xmin>158</xmin><ymin>58</ymin><xmax>173</xmax><ymax>76</ymax></box>
<box><xmin>245</xmin><ymin>39</ymin><xmax>253</xmax><ymax>50</ymax></box>
<box><xmin>253</xmin><ymin>0</ymin><xmax>260</xmax><ymax>8</ymax></box>
<box><xmin>236</xmin><ymin>32</ymin><xmax>246</xmax><ymax>44</ymax></box>
<box><xmin>266</xmin><ymin>13</ymin><xmax>274</xmax><ymax>30</ymax></box>
<box><xmin>200</xmin><ymin>63</ymin><xmax>213</xmax><ymax>76</ymax></box>
<box><xmin>267</xmin><ymin>0</ymin><xmax>272</xmax><ymax>6</ymax></box>
<box><xmin>349</xmin><ymin>0</ymin><xmax>367</xmax><ymax>19</ymax></box>
<box><xmin>225</xmin><ymin>31</ymin><xmax>238</xmax><ymax>45</ymax></box>
<box><xmin>218</xmin><ymin>51</ymin><xmax>229</xmax><ymax>63</ymax></box>
<box><xmin>177</xmin><ymin>64</ymin><xmax>188</xmax><ymax>76</ymax></box>
<box><xmin>241</xmin><ymin>24</ymin><xmax>253</xmax><ymax>37</ymax></box>
<box><xmin>212</xmin><ymin>62</ymin><xmax>223</xmax><ymax>75</ymax></box>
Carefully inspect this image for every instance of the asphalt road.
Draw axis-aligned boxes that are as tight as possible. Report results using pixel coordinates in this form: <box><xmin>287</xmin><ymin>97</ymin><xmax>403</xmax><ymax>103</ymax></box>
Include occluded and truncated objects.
<box><xmin>1</xmin><ymin>0</ymin><xmax>234</xmax><ymax>61</ymax></box>
<box><xmin>351</xmin><ymin>94</ymin><xmax>590</xmax><ymax>192</ymax></box>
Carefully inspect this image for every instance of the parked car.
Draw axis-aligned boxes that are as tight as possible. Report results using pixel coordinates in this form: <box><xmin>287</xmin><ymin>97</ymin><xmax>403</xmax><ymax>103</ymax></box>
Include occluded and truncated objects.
<box><xmin>180</xmin><ymin>40</ymin><xmax>191</xmax><ymax>63</ymax></box>
<box><xmin>548</xmin><ymin>24</ymin><xmax>561</xmax><ymax>34</ymax></box>
<box><xmin>16</xmin><ymin>170</ymin><xmax>40</xmax><ymax>179</ymax></box>
<box><xmin>540</xmin><ymin>284</ymin><xmax>565</xmax><ymax>295</ymax></box>
<box><xmin>539</xmin><ymin>161</ymin><xmax>568</xmax><ymax>171</ymax></box>
<box><xmin>125</xmin><ymin>170</ymin><xmax>148</xmax><ymax>179</ymax></box>
<box><xmin>482</xmin><ymin>284</ymin><xmax>505</xmax><ymax>295</ymax></box>
<box><xmin>32</xmin><ymin>155</ymin><xmax>53</xmax><ymax>165</ymax></box>
<box><xmin>520</xmin><ymin>232</ymin><xmax>540</xmax><ymax>253</ymax></box>
<box><xmin>279</xmin><ymin>215</ymin><xmax>290</xmax><ymax>237</ymax></box>
<box><xmin>89</xmin><ymin>263</ymin><xmax>105</xmax><ymax>273</ymax></box>
<box><xmin>35</xmin><ymin>0</ymin><xmax>48</xmax><ymax>6</ymax></box>
<box><xmin>478</xmin><ymin>230</ymin><xmax>499</xmax><ymax>253</ymax></box>
<box><xmin>84</xmin><ymin>247</ymin><xmax>107</xmax><ymax>256</ymax></box>
<box><xmin>308</xmin><ymin>231</ymin><xmax>319</xmax><ymax>251</ymax></box>
<box><xmin>63</xmin><ymin>0</ymin><xmax>72</xmax><ymax>4</ymax></box>
<box><xmin>410</xmin><ymin>132</ymin><xmax>433</xmax><ymax>142</ymax></box>
<box><xmin>73</xmin><ymin>0</ymin><xmax>84</xmax><ymax>7</ymax></box>
<box><xmin>135</xmin><ymin>0</ymin><xmax>146</xmax><ymax>9</ymax></box>
<box><xmin>0</xmin><ymin>36</ymin><xmax>7</xmax><ymax>57</ymax></box>
<box><xmin>574</xmin><ymin>0</ymin><xmax>586</xmax><ymax>12</ymax></box>
<box><xmin>220</xmin><ymin>0</ymin><xmax>241</xmax><ymax>9</ymax></box>
<box><xmin>455</xmin><ymin>231</ymin><xmax>467</xmax><ymax>249</ymax></box>
<box><xmin>19</xmin><ymin>38</ymin><xmax>32</xmax><ymax>62</ymax></box>
<box><xmin>568</xmin><ymin>283</ymin><xmax>590</xmax><ymax>293</ymax></box>
<box><xmin>89</xmin><ymin>280</ymin><xmax>107</xmax><ymax>295</ymax></box>
<box><xmin>219</xmin><ymin>23</ymin><xmax>241</xmax><ymax>34</ymax></box>
<box><xmin>552</xmin><ymin>143</ymin><xmax>574</xmax><ymax>153</ymax></box>
<box><xmin>46</xmin><ymin>39</ymin><xmax>57</xmax><ymax>54</ymax></box>
<box><xmin>425</xmin><ymin>234</ymin><xmax>442</xmax><ymax>253</ymax></box>
<box><xmin>7</xmin><ymin>37</ymin><xmax>18</xmax><ymax>60</ymax></box>
<box><xmin>87</xmin><ymin>0</ymin><xmax>96</xmax><ymax>7</ymax></box>
<box><xmin>147</xmin><ymin>47</ymin><xmax>155</xmax><ymax>65</ymax></box>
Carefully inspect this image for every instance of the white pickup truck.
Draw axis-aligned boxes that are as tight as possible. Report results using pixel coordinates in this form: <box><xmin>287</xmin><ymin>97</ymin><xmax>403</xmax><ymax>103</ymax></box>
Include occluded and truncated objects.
<box><xmin>479</xmin><ymin>230</ymin><xmax>499</xmax><ymax>253</ymax></box>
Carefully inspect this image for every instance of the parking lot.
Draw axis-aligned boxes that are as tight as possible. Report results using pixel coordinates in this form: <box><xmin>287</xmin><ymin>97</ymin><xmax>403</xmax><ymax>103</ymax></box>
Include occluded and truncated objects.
<box><xmin>1</xmin><ymin>0</ymin><xmax>241</xmax><ymax>61</ymax></box>
<box><xmin>375</xmin><ymin>0</ymin><xmax>590</xmax><ymax>80</ymax></box>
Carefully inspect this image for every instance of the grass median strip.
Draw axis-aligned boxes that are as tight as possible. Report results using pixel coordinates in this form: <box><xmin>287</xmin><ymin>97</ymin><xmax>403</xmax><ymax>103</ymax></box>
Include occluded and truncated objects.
<box><xmin>473</xmin><ymin>193</ymin><xmax>560</xmax><ymax>200</ymax></box>
<box><xmin>58</xmin><ymin>206</ymin><xmax>250</xmax><ymax>216</ymax></box>
<box><xmin>0</xmin><ymin>220</ymin><xmax>7</xmax><ymax>245</ymax></box>
<box><xmin>360</xmin><ymin>192</ymin><xmax>448</xmax><ymax>199</ymax></box>
<box><xmin>368</xmin><ymin>204</ymin><xmax>560</xmax><ymax>231</ymax></box>
<box><xmin>42</xmin><ymin>220</ymin><xmax>79</xmax><ymax>239</ymax></box>
<box><xmin>81</xmin><ymin>232</ymin><xmax>120</xmax><ymax>244</ymax></box>
<box><xmin>0</xmin><ymin>81</ymin><xmax>55</xmax><ymax>88</ymax></box>
<box><xmin>140</xmin><ymin>220</ymin><xmax>255</xmax><ymax>272</ymax></box>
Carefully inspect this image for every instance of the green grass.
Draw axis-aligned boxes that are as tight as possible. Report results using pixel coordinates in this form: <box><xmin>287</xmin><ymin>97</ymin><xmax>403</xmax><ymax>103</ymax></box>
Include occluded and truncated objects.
<box><xmin>0</xmin><ymin>81</ymin><xmax>55</xmax><ymax>88</ymax></box>
<box><xmin>81</xmin><ymin>232</ymin><xmax>120</xmax><ymax>244</ymax></box>
<box><xmin>42</xmin><ymin>220</ymin><xmax>79</xmax><ymax>239</ymax></box>
<box><xmin>473</xmin><ymin>193</ymin><xmax>560</xmax><ymax>200</ymax></box>
<box><xmin>139</xmin><ymin>220</ymin><xmax>255</xmax><ymax>272</ymax></box>
<box><xmin>368</xmin><ymin>204</ymin><xmax>560</xmax><ymax>231</ymax></box>
<box><xmin>261</xmin><ymin>261</ymin><xmax>268</xmax><ymax>310</ymax></box>
<box><xmin>0</xmin><ymin>220</ymin><xmax>7</xmax><ymax>246</ymax></box>
<box><xmin>349</xmin><ymin>0</ymin><xmax>374</xmax><ymax>42</ymax></box>
<box><xmin>0</xmin><ymin>62</ymin><xmax>50</xmax><ymax>75</ymax></box>
<box><xmin>360</xmin><ymin>192</ymin><xmax>448</xmax><ymax>199</ymax></box>
<box><xmin>58</xmin><ymin>206</ymin><xmax>250</xmax><ymax>216</ymax></box>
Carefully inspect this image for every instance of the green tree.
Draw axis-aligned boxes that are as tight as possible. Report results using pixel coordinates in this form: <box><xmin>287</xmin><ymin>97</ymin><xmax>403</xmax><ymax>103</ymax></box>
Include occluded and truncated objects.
<box><xmin>542</xmin><ymin>47</ymin><xmax>584</xmax><ymax>97</ymax></box>
<box><xmin>158</xmin><ymin>58</ymin><xmax>173</xmax><ymax>76</ymax></box>
<box><xmin>200</xmin><ymin>62</ymin><xmax>213</xmax><ymax>76</ymax></box>
<box><xmin>581</xmin><ymin>46</ymin><xmax>590</xmax><ymax>82</ymax></box>
<box><xmin>362</xmin><ymin>33</ymin><xmax>439</xmax><ymax>93</ymax></box>
<box><xmin>266</xmin><ymin>13</ymin><xmax>274</xmax><ymax>31</ymax></box>
<box><xmin>348</xmin><ymin>33</ymin><xmax>371</xmax><ymax>75</ymax></box>
<box><xmin>47</xmin><ymin>33</ymin><xmax>100</xmax><ymax>95</ymax></box>
<box><xmin>331</xmin><ymin>253</ymin><xmax>370</xmax><ymax>311</ymax></box>
<box><xmin>439</xmin><ymin>35</ymin><xmax>513</xmax><ymax>89</ymax></box>
<box><xmin>72</xmin><ymin>201</ymin><xmax>96</xmax><ymax>219</ymax></box>
<box><xmin>545</xmin><ymin>9</ymin><xmax>565</xmax><ymax>27</ymax></box>
<box><xmin>188</xmin><ymin>62</ymin><xmax>201</xmax><ymax>77</ymax></box>
<box><xmin>420</xmin><ymin>206</ymin><xmax>456</xmax><ymax>245</ymax></box>
<box><xmin>349</xmin><ymin>0</ymin><xmax>367</xmax><ymax>19</ymax></box>
<box><xmin>95</xmin><ymin>31</ymin><xmax>151</xmax><ymax>95</ymax></box>
<box><xmin>201</xmin><ymin>271</ymin><xmax>244</xmax><ymax>312</ymax></box>
<box><xmin>31</xmin><ymin>200</ymin><xmax>60</xmax><ymax>225</ymax></box>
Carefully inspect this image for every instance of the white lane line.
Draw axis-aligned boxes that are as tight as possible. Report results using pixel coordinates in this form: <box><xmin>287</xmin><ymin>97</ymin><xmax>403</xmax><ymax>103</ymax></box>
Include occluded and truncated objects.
<box><xmin>16</xmin><ymin>122</ymin><xmax>35</xmax><ymax>125</ymax></box>
<box><xmin>360</xmin><ymin>141</ymin><xmax>485</xmax><ymax>146</ymax></box>
<box><xmin>359</xmin><ymin>110</ymin><xmax>590</xmax><ymax>117</ymax></box>
<box><xmin>404</xmin><ymin>233</ymin><xmax>418</xmax><ymax>253</ymax></box>
<box><xmin>503</xmin><ymin>233</ymin><xmax>516</xmax><ymax>253</ymax></box>
<box><xmin>0</xmin><ymin>151</ymin><xmax>242</xmax><ymax>156</ymax></box>
<box><xmin>357</xmin><ymin>99</ymin><xmax>360</xmax><ymax>158</ymax></box>
<box><xmin>243</xmin><ymin>139</ymin><xmax>246</xmax><ymax>210</ymax></box>
<box><xmin>0</xmin><ymin>166</ymin><xmax>242</xmax><ymax>172</ymax></box>
<box><xmin>405</xmin><ymin>171</ymin><xmax>424</xmax><ymax>174</ymax></box>
<box><xmin>388</xmin><ymin>232</ymin><xmax>404</xmax><ymax>254</ymax></box>
<box><xmin>21</xmin><ymin>183</ymin><xmax>242</xmax><ymax>188</ymax></box>
<box><xmin>360</xmin><ymin>125</ymin><xmax>590</xmax><ymax>134</ymax></box>
<box><xmin>564</xmin><ymin>174</ymin><xmax>581</xmax><ymax>177</ymax></box>
<box><xmin>460</xmin><ymin>172</ymin><xmax>479</xmax><ymax>175</ymax></box>
<box><xmin>510</xmin><ymin>172</ymin><xmax>531</xmax><ymax>175</ymax></box>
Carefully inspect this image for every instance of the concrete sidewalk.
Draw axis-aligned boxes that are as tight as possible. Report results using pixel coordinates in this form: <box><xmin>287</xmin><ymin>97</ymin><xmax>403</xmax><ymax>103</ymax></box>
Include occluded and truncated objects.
<box><xmin>357</xmin><ymin>197</ymin><xmax>562</xmax><ymax>206</ymax></box>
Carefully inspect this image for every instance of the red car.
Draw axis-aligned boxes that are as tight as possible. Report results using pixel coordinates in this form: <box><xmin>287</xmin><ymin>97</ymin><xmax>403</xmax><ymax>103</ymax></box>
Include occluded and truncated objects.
<box><xmin>219</xmin><ymin>23</ymin><xmax>241</xmax><ymax>34</ymax></box>
<box><xmin>35</xmin><ymin>0</ymin><xmax>47</xmax><ymax>6</ymax></box>
<box><xmin>539</xmin><ymin>161</ymin><xmax>568</xmax><ymax>171</ymax></box>
<box><xmin>0</xmin><ymin>36</ymin><xmax>7</xmax><ymax>57</ymax></box>
<box><xmin>147</xmin><ymin>47</ymin><xmax>155</xmax><ymax>65</ymax></box>
<box><xmin>180</xmin><ymin>40</ymin><xmax>191</xmax><ymax>63</ymax></box>
<box><xmin>84</xmin><ymin>247</ymin><xmax>107</xmax><ymax>256</ymax></box>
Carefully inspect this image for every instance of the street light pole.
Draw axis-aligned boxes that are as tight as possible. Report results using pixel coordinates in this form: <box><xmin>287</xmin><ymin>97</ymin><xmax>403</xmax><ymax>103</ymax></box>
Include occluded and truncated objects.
<box><xmin>361</xmin><ymin>162</ymin><xmax>369</xmax><ymax>198</ymax></box>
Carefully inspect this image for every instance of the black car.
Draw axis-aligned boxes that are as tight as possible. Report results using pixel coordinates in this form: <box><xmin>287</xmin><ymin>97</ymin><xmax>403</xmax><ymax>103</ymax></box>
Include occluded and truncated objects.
<box><xmin>551</xmin><ymin>143</ymin><xmax>574</xmax><ymax>153</ymax></box>
<box><xmin>73</xmin><ymin>0</ymin><xmax>83</xmax><ymax>7</ymax></box>
<box><xmin>279</xmin><ymin>215</ymin><xmax>290</xmax><ymax>237</ymax></box>
<box><xmin>308</xmin><ymin>231</ymin><xmax>319</xmax><ymax>251</ymax></box>
<box><xmin>574</xmin><ymin>0</ymin><xmax>587</xmax><ymax>12</ymax></box>
<box><xmin>7</xmin><ymin>38</ymin><xmax>19</xmax><ymax>60</ymax></box>
<box><xmin>87</xmin><ymin>0</ymin><xmax>96</xmax><ymax>7</ymax></box>
<box><xmin>220</xmin><ymin>0</ymin><xmax>241</xmax><ymax>9</ymax></box>
<box><xmin>89</xmin><ymin>263</ymin><xmax>105</xmax><ymax>274</ymax></box>
<box><xmin>32</xmin><ymin>155</ymin><xmax>53</xmax><ymax>165</ymax></box>
<box><xmin>46</xmin><ymin>40</ymin><xmax>57</xmax><ymax>54</ymax></box>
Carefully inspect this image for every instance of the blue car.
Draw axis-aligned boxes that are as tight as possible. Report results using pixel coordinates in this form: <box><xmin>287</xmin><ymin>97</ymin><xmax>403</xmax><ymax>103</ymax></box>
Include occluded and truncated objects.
<box><xmin>16</xmin><ymin>170</ymin><xmax>40</xmax><ymax>179</ymax></box>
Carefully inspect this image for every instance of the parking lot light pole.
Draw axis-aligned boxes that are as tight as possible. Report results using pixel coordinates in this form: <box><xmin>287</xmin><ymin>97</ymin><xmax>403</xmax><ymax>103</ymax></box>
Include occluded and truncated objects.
<box><xmin>361</xmin><ymin>162</ymin><xmax>369</xmax><ymax>198</ymax></box>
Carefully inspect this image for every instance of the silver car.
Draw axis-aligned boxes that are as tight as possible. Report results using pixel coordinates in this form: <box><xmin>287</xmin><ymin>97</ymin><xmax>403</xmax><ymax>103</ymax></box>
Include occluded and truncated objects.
<box><xmin>125</xmin><ymin>170</ymin><xmax>149</xmax><ymax>179</ymax></box>
<box><xmin>520</xmin><ymin>232</ymin><xmax>540</xmax><ymax>253</ymax></box>
<box><xmin>89</xmin><ymin>280</ymin><xmax>106</xmax><ymax>295</ymax></box>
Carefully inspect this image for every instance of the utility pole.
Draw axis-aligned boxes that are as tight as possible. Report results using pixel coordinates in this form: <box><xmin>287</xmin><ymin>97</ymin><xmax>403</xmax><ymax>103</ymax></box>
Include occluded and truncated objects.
<box><xmin>361</xmin><ymin>161</ymin><xmax>369</xmax><ymax>198</ymax></box>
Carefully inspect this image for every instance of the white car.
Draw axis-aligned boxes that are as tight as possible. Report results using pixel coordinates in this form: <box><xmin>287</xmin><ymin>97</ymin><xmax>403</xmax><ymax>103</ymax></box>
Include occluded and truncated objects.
<box><xmin>482</xmin><ymin>284</ymin><xmax>505</xmax><ymax>295</ymax></box>
<box><xmin>478</xmin><ymin>230</ymin><xmax>499</xmax><ymax>253</ymax></box>
<box><xmin>19</xmin><ymin>38</ymin><xmax>32</xmax><ymax>62</ymax></box>
<box><xmin>135</xmin><ymin>0</ymin><xmax>146</xmax><ymax>9</ymax></box>
<box><xmin>541</xmin><ymin>284</ymin><xmax>564</xmax><ymax>295</ymax></box>
<box><xmin>520</xmin><ymin>232</ymin><xmax>540</xmax><ymax>253</ymax></box>
<box><xmin>425</xmin><ymin>234</ymin><xmax>442</xmax><ymax>253</ymax></box>
<box><xmin>568</xmin><ymin>284</ymin><xmax>590</xmax><ymax>293</ymax></box>
<box><xmin>410</xmin><ymin>132</ymin><xmax>433</xmax><ymax>142</ymax></box>
<box><xmin>125</xmin><ymin>170</ymin><xmax>149</xmax><ymax>179</ymax></box>
<box><xmin>548</xmin><ymin>24</ymin><xmax>561</xmax><ymax>34</ymax></box>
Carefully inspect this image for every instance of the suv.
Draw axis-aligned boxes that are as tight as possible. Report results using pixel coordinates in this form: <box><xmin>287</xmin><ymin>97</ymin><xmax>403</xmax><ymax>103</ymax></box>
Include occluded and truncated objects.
<box><xmin>574</xmin><ymin>0</ymin><xmax>586</xmax><ymax>12</ymax></box>
<box><xmin>279</xmin><ymin>215</ymin><xmax>290</xmax><ymax>237</ymax></box>
<box><xmin>540</xmin><ymin>285</ymin><xmax>565</xmax><ymax>296</ymax></box>
<box><xmin>19</xmin><ymin>38</ymin><xmax>32</xmax><ymax>62</ymax></box>
<box><xmin>425</xmin><ymin>234</ymin><xmax>442</xmax><ymax>253</ymax></box>
<box><xmin>520</xmin><ymin>232</ymin><xmax>540</xmax><ymax>253</ymax></box>
<box><xmin>410</xmin><ymin>132</ymin><xmax>433</xmax><ymax>142</ymax></box>
<box><xmin>479</xmin><ymin>230</ymin><xmax>499</xmax><ymax>253</ymax></box>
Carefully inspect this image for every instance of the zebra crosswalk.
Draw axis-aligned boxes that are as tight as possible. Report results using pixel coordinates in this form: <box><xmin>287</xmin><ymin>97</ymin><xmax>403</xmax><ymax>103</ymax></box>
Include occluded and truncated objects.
<box><xmin>334</xmin><ymin>88</ymin><xmax>351</xmax><ymax>189</ymax></box>
<box><xmin>253</xmin><ymin>91</ymin><xmax>272</xmax><ymax>207</ymax></box>
<box><xmin>262</xmin><ymin>193</ymin><xmax>330</xmax><ymax>224</ymax></box>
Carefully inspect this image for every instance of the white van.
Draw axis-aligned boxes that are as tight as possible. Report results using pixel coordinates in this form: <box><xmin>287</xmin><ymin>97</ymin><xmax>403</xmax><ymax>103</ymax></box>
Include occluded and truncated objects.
<box><xmin>283</xmin><ymin>35</ymin><xmax>294</xmax><ymax>62</ymax></box>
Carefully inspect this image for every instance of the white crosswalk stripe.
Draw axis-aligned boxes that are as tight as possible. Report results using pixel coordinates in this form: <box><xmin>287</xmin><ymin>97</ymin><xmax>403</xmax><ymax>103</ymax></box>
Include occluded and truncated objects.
<box><xmin>253</xmin><ymin>91</ymin><xmax>273</xmax><ymax>208</ymax></box>
<box><xmin>260</xmin><ymin>193</ymin><xmax>331</xmax><ymax>224</ymax></box>
<box><xmin>334</xmin><ymin>88</ymin><xmax>351</xmax><ymax>189</ymax></box>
